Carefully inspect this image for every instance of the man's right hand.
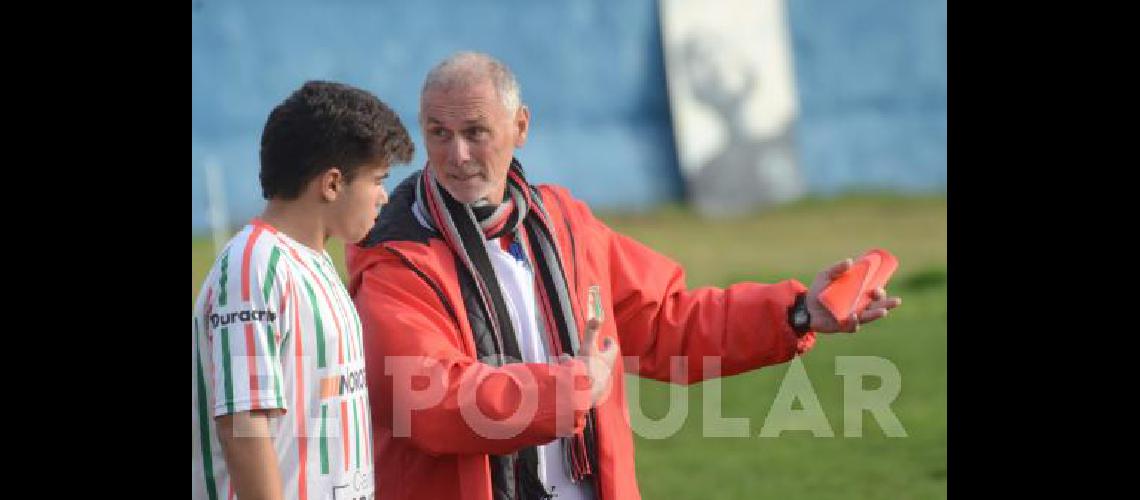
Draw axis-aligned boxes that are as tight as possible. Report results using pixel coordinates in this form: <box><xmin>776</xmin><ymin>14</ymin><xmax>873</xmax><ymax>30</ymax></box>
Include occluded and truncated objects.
<box><xmin>806</xmin><ymin>258</ymin><xmax>902</xmax><ymax>333</ymax></box>
<box><xmin>573</xmin><ymin>318</ymin><xmax>618</xmax><ymax>405</ymax></box>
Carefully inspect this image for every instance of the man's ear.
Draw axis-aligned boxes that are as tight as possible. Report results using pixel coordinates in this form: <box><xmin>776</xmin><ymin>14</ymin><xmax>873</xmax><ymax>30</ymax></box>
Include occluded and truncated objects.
<box><xmin>514</xmin><ymin>105</ymin><xmax>530</xmax><ymax>148</ymax></box>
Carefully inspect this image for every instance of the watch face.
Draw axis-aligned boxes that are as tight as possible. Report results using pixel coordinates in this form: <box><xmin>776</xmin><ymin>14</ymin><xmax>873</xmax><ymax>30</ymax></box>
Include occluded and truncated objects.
<box><xmin>795</xmin><ymin>309</ymin><xmax>809</xmax><ymax>326</ymax></box>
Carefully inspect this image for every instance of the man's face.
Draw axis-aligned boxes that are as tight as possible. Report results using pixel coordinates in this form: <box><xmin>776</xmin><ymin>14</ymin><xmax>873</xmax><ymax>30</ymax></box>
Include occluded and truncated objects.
<box><xmin>327</xmin><ymin>160</ymin><xmax>391</xmax><ymax>244</ymax></box>
<box><xmin>421</xmin><ymin>80</ymin><xmax>528</xmax><ymax>205</ymax></box>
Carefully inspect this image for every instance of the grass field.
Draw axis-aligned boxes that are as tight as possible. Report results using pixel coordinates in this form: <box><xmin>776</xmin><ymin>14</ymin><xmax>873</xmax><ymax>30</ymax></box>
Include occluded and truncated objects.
<box><xmin>192</xmin><ymin>194</ymin><xmax>946</xmax><ymax>499</ymax></box>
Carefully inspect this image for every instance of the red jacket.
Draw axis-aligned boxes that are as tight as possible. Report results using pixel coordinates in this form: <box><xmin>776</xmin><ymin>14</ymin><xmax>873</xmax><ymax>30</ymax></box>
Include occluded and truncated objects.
<box><xmin>347</xmin><ymin>177</ymin><xmax>815</xmax><ymax>500</ymax></box>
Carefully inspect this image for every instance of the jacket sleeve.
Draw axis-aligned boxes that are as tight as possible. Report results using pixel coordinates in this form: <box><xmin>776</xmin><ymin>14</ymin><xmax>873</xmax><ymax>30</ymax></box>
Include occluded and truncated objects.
<box><xmin>553</xmin><ymin>188</ymin><xmax>817</xmax><ymax>385</ymax></box>
<box><xmin>351</xmin><ymin>246</ymin><xmax>594</xmax><ymax>456</ymax></box>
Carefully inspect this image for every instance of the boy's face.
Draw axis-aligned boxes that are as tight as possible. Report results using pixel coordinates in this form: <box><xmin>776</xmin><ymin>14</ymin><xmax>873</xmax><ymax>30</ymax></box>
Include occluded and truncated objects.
<box><xmin>327</xmin><ymin>160</ymin><xmax>391</xmax><ymax>244</ymax></box>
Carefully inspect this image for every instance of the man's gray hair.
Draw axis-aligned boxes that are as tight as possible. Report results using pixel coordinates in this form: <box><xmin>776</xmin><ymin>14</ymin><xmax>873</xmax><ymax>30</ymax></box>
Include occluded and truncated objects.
<box><xmin>420</xmin><ymin>51</ymin><xmax>522</xmax><ymax>117</ymax></box>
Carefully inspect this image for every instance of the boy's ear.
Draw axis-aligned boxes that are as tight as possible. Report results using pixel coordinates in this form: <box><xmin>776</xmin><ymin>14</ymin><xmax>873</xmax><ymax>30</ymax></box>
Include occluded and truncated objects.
<box><xmin>316</xmin><ymin>167</ymin><xmax>344</xmax><ymax>202</ymax></box>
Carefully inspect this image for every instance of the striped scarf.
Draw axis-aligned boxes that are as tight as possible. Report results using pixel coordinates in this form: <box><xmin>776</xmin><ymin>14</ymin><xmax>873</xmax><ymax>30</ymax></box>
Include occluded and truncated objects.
<box><xmin>414</xmin><ymin>158</ymin><xmax>599</xmax><ymax>499</ymax></box>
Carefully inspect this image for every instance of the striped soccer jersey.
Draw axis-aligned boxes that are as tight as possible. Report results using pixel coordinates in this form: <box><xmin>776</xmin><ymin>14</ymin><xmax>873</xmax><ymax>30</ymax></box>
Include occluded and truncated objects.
<box><xmin>193</xmin><ymin>219</ymin><xmax>374</xmax><ymax>500</ymax></box>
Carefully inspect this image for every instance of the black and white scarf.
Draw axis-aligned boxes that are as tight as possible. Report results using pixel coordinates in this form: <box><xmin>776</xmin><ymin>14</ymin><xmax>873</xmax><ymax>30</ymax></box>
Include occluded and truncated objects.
<box><xmin>413</xmin><ymin>158</ymin><xmax>599</xmax><ymax>499</ymax></box>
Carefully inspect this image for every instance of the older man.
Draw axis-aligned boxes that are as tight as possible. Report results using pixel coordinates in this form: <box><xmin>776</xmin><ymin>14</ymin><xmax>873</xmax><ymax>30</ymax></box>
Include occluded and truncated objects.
<box><xmin>347</xmin><ymin>52</ymin><xmax>901</xmax><ymax>500</ymax></box>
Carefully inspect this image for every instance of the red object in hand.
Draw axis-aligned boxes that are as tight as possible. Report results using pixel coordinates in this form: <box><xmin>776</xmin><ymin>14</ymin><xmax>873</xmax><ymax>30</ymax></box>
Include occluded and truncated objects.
<box><xmin>817</xmin><ymin>248</ymin><xmax>899</xmax><ymax>321</ymax></box>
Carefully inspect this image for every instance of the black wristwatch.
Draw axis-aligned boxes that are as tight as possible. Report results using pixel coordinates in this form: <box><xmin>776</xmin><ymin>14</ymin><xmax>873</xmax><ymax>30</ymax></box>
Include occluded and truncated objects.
<box><xmin>788</xmin><ymin>293</ymin><xmax>811</xmax><ymax>336</ymax></box>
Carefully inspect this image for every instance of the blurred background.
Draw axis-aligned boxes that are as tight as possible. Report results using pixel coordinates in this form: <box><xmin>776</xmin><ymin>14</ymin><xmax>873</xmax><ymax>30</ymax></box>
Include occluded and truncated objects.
<box><xmin>192</xmin><ymin>0</ymin><xmax>946</xmax><ymax>498</ymax></box>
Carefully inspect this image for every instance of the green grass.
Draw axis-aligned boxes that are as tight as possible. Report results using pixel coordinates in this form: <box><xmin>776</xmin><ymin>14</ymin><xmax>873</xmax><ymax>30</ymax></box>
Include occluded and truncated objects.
<box><xmin>191</xmin><ymin>194</ymin><xmax>946</xmax><ymax>499</ymax></box>
<box><xmin>601</xmin><ymin>195</ymin><xmax>946</xmax><ymax>499</ymax></box>
<box><xmin>627</xmin><ymin>281</ymin><xmax>945</xmax><ymax>499</ymax></box>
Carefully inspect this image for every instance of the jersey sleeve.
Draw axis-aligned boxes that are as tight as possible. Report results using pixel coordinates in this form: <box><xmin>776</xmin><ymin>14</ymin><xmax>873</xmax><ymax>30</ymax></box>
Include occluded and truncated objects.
<box><xmin>201</xmin><ymin>236</ymin><xmax>291</xmax><ymax>418</ymax></box>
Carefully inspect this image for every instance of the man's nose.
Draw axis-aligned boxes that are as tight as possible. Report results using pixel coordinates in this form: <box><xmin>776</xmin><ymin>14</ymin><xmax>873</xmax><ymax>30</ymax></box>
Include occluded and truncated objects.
<box><xmin>450</xmin><ymin>136</ymin><xmax>471</xmax><ymax>165</ymax></box>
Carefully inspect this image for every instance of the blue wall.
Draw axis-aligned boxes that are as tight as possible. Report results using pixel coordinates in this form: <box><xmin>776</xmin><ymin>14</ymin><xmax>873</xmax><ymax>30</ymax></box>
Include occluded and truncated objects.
<box><xmin>788</xmin><ymin>0</ymin><xmax>947</xmax><ymax>195</ymax></box>
<box><xmin>192</xmin><ymin>0</ymin><xmax>945</xmax><ymax>230</ymax></box>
